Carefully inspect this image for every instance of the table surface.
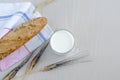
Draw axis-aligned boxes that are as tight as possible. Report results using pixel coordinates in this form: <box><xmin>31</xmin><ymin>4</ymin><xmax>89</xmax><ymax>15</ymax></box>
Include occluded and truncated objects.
<box><xmin>0</xmin><ymin>0</ymin><xmax>120</xmax><ymax>80</ymax></box>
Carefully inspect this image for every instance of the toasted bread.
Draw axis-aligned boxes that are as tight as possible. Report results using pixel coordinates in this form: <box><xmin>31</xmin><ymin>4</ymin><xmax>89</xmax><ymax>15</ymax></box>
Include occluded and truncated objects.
<box><xmin>0</xmin><ymin>17</ymin><xmax>47</xmax><ymax>59</ymax></box>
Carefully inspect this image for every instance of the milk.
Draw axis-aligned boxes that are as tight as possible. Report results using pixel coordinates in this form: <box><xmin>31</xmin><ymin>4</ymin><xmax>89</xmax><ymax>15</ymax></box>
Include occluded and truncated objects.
<box><xmin>50</xmin><ymin>30</ymin><xmax>74</xmax><ymax>55</ymax></box>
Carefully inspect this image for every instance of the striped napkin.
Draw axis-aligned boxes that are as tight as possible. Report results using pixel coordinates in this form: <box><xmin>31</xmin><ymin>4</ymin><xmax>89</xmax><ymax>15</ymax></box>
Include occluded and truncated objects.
<box><xmin>0</xmin><ymin>2</ymin><xmax>53</xmax><ymax>71</ymax></box>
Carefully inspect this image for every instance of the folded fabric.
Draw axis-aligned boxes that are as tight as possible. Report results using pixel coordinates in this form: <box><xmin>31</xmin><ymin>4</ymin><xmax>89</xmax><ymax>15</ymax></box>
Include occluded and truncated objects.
<box><xmin>0</xmin><ymin>2</ymin><xmax>35</xmax><ymax>39</ymax></box>
<box><xmin>0</xmin><ymin>2</ymin><xmax>53</xmax><ymax>71</ymax></box>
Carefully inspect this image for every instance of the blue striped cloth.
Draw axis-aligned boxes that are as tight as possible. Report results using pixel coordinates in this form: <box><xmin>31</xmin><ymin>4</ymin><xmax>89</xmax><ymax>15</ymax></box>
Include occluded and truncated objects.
<box><xmin>0</xmin><ymin>2</ymin><xmax>53</xmax><ymax>71</ymax></box>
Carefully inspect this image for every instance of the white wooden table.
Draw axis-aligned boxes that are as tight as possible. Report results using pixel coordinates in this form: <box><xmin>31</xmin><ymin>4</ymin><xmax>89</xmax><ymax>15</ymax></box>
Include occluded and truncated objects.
<box><xmin>0</xmin><ymin>0</ymin><xmax>120</xmax><ymax>80</ymax></box>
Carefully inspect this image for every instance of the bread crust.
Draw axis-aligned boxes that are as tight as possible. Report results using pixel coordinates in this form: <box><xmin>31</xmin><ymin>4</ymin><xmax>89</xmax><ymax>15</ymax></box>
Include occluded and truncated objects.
<box><xmin>0</xmin><ymin>17</ymin><xmax>47</xmax><ymax>59</ymax></box>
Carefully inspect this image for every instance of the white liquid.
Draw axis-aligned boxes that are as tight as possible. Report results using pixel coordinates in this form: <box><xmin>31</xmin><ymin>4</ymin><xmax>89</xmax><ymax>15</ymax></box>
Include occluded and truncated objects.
<box><xmin>50</xmin><ymin>30</ymin><xmax>74</xmax><ymax>54</ymax></box>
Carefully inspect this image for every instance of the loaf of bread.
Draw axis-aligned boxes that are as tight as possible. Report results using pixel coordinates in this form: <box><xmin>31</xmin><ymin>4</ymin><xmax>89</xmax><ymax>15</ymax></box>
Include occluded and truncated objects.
<box><xmin>0</xmin><ymin>17</ymin><xmax>47</xmax><ymax>59</ymax></box>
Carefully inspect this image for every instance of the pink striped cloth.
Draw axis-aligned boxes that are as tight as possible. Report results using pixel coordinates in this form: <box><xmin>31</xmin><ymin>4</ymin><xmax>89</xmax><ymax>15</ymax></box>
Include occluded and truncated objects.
<box><xmin>0</xmin><ymin>46</ymin><xmax>30</xmax><ymax>70</ymax></box>
<box><xmin>0</xmin><ymin>3</ymin><xmax>53</xmax><ymax>71</ymax></box>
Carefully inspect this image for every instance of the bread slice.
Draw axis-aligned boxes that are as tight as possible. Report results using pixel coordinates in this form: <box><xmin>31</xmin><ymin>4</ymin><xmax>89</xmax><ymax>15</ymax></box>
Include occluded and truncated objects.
<box><xmin>0</xmin><ymin>17</ymin><xmax>47</xmax><ymax>59</ymax></box>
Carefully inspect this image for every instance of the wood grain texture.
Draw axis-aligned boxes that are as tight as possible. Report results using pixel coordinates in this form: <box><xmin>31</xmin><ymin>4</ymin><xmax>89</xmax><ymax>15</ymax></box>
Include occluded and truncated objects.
<box><xmin>0</xmin><ymin>17</ymin><xmax>47</xmax><ymax>59</ymax></box>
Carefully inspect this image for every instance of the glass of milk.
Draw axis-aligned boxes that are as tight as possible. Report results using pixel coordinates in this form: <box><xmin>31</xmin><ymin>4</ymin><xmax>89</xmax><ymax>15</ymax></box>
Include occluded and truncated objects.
<box><xmin>49</xmin><ymin>29</ymin><xmax>75</xmax><ymax>55</ymax></box>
